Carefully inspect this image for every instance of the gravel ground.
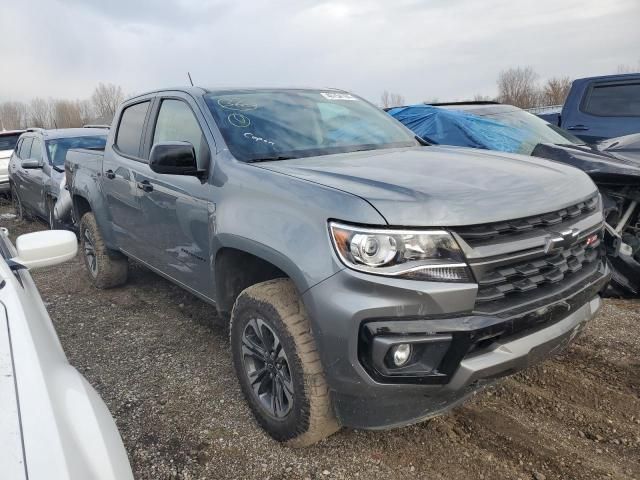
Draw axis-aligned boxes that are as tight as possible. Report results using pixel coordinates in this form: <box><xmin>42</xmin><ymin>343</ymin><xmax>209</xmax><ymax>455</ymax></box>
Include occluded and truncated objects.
<box><xmin>2</xmin><ymin>206</ymin><xmax>639</xmax><ymax>480</ymax></box>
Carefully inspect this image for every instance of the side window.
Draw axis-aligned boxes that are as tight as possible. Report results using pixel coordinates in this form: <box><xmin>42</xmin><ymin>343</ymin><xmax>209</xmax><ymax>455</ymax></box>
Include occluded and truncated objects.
<box><xmin>115</xmin><ymin>101</ymin><xmax>150</xmax><ymax>157</ymax></box>
<box><xmin>13</xmin><ymin>139</ymin><xmax>23</xmax><ymax>158</ymax></box>
<box><xmin>30</xmin><ymin>137</ymin><xmax>43</xmax><ymax>162</ymax></box>
<box><xmin>19</xmin><ymin>138</ymin><xmax>33</xmax><ymax>159</ymax></box>
<box><xmin>583</xmin><ymin>82</ymin><xmax>640</xmax><ymax>116</ymax></box>
<box><xmin>152</xmin><ymin>99</ymin><xmax>209</xmax><ymax>164</ymax></box>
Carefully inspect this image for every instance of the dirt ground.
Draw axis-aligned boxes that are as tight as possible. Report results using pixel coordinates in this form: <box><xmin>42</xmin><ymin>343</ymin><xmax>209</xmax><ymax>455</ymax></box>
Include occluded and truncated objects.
<box><xmin>2</xmin><ymin>205</ymin><xmax>639</xmax><ymax>480</ymax></box>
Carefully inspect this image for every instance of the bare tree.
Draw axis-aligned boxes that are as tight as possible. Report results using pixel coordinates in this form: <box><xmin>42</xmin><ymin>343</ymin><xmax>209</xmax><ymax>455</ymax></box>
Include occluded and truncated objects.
<box><xmin>616</xmin><ymin>60</ymin><xmax>640</xmax><ymax>74</ymax></box>
<box><xmin>472</xmin><ymin>94</ymin><xmax>493</xmax><ymax>102</ymax></box>
<box><xmin>496</xmin><ymin>66</ymin><xmax>541</xmax><ymax>109</ymax></box>
<box><xmin>29</xmin><ymin>98</ymin><xmax>54</xmax><ymax>128</ymax></box>
<box><xmin>53</xmin><ymin>99</ymin><xmax>84</xmax><ymax>128</ymax></box>
<box><xmin>541</xmin><ymin>76</ymin><xmax>572</xmax><ymax>105</ymax></box>
<box><xmin>91</xmin><ymin>83</ymin><xmax>124</xmax><ymax>120</ymax></box>
<box><xmin>380</xmin><ymin>90</ymin><xmax>406</xmax><ymax>108</ymax></box>
<box><xmin>77</xmin><ymin>99</ymin><xmax>95</xmax><ymax>125</ymax></box>
<box><xmin>0</xmin><ymin>101</ymin><xmax>28</xmax><ymax>130</ymax></box>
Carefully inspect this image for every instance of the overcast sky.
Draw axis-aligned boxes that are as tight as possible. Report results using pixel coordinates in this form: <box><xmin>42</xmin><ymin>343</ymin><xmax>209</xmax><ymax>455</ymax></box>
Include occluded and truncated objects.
<box><xmin>1</xmin><ymin>0</ymin><xmax>639</xmax><ymax>105</ymax></box>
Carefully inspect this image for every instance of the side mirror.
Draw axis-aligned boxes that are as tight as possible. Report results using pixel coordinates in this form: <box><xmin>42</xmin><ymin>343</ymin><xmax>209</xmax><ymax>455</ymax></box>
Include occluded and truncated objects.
<box><xmin>149</xmin><ymin>142</ymin><xmax>198</xmax><ymax>176</ymax></box>
<box><xmin>12</xmin><ymin>230</ymin><xmax>77</xmax><ymax>270</ymax></box>
<box><xmin>21</xmin><ymin>159</ymin><xmax>42</xmax><ymax>169</ymax></box>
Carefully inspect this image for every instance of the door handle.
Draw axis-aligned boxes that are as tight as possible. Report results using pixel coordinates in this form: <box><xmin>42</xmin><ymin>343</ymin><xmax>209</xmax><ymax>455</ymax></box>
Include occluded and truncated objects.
<box><xmin>566</xmin><ymin>125</ymin><xmax>589</xmax><ymax>131</ymax></box>
<box><xmin>105</xmin><ymin>169</ymin><xmax>116</xmax><ymax>179</ymax></box>
<box><xmin>136</xmin><ymin>180</ymin><xmax>153</xmax><ymax>193</ymax></box>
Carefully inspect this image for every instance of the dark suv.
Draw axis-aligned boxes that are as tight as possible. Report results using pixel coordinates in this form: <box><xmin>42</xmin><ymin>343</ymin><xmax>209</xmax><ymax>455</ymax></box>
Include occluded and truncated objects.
<box><xmin>9</xmin><ymin>127</ymin><xmax>107</xmax><ymax>226</ymax></box>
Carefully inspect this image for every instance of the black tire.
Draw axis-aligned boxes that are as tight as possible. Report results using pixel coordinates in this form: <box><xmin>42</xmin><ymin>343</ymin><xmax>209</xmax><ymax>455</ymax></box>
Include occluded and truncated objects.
<box><xmin>230</xmin><ymin>278</ymin><xmax>340</xmax><ymax>447</ymax></box>
<box><xmin>79</xmin><ymin>212</ymin><xmax>128</xmax><ymax>288</ymax></box>
<box><xmin>11</xmin><ymin>184</ymin><xmax>29</xmax><ymax>221</ymax></box>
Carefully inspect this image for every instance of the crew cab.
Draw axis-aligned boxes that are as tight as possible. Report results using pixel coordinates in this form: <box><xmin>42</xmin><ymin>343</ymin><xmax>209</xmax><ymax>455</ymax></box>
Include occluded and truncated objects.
<box><xmin>66</xmin><ymin>87</ymin><xmax>610</xmax><ymax>446</ymax></box>
<box><xmin>539</xmin><ymin>73</ymin><xmax>640</xmax><ymax>143</ymax></box>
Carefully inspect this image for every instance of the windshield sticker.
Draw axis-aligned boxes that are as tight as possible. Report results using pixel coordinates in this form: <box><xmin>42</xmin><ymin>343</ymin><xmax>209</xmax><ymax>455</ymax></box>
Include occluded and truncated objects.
<box><xmin>228</xmin><ymin>113</ymin><xmax>251</xmax><ymax>128</ymax></box>
<box><xmin>243</xmin><ymin>132</ymin><xmax>275</xmax><ymax>147</ymax></box>
<box><xmin>218</xmin><ymin>98</ymin><xmax>258</xmax><ymax>111</ymax></box>
<box><xmin>320</xmin><ymin>92</ymin><xmax>358</xmax><ymax>101</ymax></box>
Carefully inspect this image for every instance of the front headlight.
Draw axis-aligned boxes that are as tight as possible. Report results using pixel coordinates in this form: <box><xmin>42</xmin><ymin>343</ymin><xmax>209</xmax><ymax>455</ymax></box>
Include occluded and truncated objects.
<box><xmin>329</xmin><ymin>222</ymin><xmax>473</xmax><ymax>282</ymax></box>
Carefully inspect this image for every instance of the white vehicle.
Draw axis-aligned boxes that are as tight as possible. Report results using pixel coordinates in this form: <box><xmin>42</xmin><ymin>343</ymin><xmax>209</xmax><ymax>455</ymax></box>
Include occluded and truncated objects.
<box><xmin>0</xmin><ymin>130</ymin><xmax>25</xmax><ymax>193</ymax></box>
<box><xmin>0</xmin><ymin>228</ymin><xmax>133</xmax><ymax>479</ymax></box>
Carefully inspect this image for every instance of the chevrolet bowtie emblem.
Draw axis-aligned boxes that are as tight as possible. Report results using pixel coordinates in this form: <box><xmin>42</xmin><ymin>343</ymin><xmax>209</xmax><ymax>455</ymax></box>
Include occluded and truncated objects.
<box><xmin>544</xmin><ymin>228</ymin><xmax>581</xmax><ymax>254</ymax></box>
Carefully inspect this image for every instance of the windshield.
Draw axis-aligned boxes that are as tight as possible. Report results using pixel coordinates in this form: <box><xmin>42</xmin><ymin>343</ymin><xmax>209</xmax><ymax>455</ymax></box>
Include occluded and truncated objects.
<box><xmin>474</xmin><ymin>109</ymin><xmax>584</xmax><ymax>155</ymax></box>
<box><xmin>0</xmin><ymin>133</ymin><xmax>21</xmax><ymax>151</ymax></box>
<box><xmin>204</xmin><ymin>90</ymin><xmax>417</xmax><ymax>162</ymax></box>
<box><xmin>46</xmin><ymin>135</ymin><xmax>107</xmax><ymax>168</ymax></box>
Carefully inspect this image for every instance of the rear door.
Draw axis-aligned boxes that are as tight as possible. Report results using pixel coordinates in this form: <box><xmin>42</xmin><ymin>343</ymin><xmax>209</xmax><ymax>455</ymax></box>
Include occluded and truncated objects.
<box><xmin>138</xmin><ymin>94</ymin><xmax>214</xmax><ymax>295</ymax></box>
<box><xmin>21</xmin><ymin>137</ymin><xmax>47</xmax><ymax>216</ymax></box>
<box><xmin>102</xmin><ymin>99</ymin><xmax>153</xmax><ymax>260</ymax></box>
<box><xmin>12</xmin><ymin>137</ymin><xmax>33</xmax><ymax>208</ymax></box>
<box><xmin>564</xmin><ymin>79</ymin><xmax>640</xmax><ymax>142</ymax></box>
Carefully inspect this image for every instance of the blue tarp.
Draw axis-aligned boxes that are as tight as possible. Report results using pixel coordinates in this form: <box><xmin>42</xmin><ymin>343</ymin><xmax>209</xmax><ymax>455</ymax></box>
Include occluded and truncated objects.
<box><xmin>388</xmin><ymin>105</ymin><xmax>528</xmax><ymax>153</ymax></box>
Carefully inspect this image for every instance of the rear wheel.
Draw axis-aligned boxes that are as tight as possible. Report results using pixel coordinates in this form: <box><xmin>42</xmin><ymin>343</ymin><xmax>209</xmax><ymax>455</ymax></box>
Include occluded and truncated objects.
<box><xmin>230</xmin><ymin>278</ymin><xmax>340</xmax><ymax>447</ymax></box>
<box><xmin>79</xmin><ymin>212</ymin><xmax>128</xmax><ymax>288</ymax></box>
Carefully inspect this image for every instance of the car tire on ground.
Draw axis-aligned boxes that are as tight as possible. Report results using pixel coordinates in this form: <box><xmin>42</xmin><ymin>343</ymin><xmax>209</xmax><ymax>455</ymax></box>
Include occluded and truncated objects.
<box><xmin>79</xmin><ymin>212</ymin><xmax>128</xmax><ymax>288</ymax></box>
<box><xmin>230</xmin><ymin>278</ymin><xmax>340</xmax><ymax>447</ymax></box>
<box><xmin>11</xmin><ymin>184</ymin><xmax>30</xmax><ymax>221</ymax></box>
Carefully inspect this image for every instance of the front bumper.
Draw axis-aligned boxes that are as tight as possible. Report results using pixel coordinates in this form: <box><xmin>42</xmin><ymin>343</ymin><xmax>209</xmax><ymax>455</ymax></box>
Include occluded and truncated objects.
<box><xmin>302</xmin><ymin>262</ymin><xmax>609</xmax><ymax>429</ymax></box>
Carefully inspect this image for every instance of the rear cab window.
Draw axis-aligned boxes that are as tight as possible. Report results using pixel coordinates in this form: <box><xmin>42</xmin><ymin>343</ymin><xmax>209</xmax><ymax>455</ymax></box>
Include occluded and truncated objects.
<box><xmin>582</xmin><ymin>81</ymin><xmax>640</xmax><ymax>116</ymax></box>
<box><xmin>115</xmin><ymin>101</ymin><xmax>150</xmax><ymax>158</ymax></box>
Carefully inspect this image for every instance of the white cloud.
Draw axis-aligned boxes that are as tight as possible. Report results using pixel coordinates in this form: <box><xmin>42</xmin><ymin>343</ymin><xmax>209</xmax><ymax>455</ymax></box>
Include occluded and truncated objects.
<box><xmin>0</xmin><ymin>0</ymin><xmax>638</xmax><ymax>104</ymax></box>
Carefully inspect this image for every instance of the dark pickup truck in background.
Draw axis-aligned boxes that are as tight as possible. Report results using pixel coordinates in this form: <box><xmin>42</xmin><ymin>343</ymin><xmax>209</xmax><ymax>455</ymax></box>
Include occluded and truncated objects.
<box><xmin>536</xmin><ymin>73</ymin><xmax>640</xmax><ymax>143</ymax></box>
<box><xmin>65</xmin><ymin>87</ymin><xmax>609</xmax><ymax>446</ymax></box>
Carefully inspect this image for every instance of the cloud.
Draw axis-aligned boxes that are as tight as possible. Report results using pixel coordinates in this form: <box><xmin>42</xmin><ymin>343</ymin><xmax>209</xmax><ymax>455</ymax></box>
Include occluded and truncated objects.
<box><xmin>1</xmin><ymin>0</ymin><xmax>638</xmax><ymax>104</ymax></box>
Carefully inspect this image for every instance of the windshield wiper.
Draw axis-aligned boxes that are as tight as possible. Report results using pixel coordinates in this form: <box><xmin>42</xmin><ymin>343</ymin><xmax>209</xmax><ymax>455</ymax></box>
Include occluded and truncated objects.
<box><xmin>247</xmin><ymin>156</ymin><xmax>296</xmax><ymax>163</ymax></box>
<box><xmin>415</xmin><ymin>135</ymin><xmax>433</xmax><ymax>146</ymax></box>
<box><xmin>53</xmin><ymin>165</ymin><xmax>64</xmax><ymax>173</ymax></box>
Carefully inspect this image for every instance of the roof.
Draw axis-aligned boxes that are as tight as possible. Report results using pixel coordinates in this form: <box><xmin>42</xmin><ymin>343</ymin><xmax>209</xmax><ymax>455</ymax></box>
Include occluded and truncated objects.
<box><xmin>23</xmin><ymin>127</ymin><xmax>109</xmax><ymax>140</ymax></box>
<box><xmin>0</xmin><ymin>130</ymin><xmax>25</xmax><ymax>136</ymax></box>
<box><xmin>573</xmin><ymin>72</ymin><xmax>640</xmax><ymax>84</ymax></box>
<box><xmin>426</xmin><ymin>103</ymin><xmax>523</xmax><ymax>115</ymax></box>
<box><xmin>126</xmin><ymin>86</ymin><xmax>346</xmax><ymax>102</ymax></box>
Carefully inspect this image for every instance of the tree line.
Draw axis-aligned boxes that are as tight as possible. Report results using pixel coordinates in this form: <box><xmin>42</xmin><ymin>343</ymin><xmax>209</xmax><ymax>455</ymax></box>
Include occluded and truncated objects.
<box><xmin>0</xmin><ymin>83</ymin><xmax>124</xmax><ymax>130</ymax></box>
<box><xmin>381</xmin><ymin>61</ymin><xmax>639</xmax><ymax>109</ymax></box>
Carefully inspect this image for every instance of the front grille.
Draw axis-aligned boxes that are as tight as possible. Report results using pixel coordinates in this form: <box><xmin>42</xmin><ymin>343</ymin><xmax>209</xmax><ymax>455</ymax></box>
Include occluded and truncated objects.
<box><xmin>456</xmin><ymin>195</ymin><xmax>599</xmax><ymax>245</ymax></box>
<box><xmin>476</xmin><ymin>237</ymin><xmax>601</xmax><ymax>303</ymax></box>
<box><xmin>469</xmin><ymin>229</ymin><xmax>605</xmax><ymax>316</ymax></box>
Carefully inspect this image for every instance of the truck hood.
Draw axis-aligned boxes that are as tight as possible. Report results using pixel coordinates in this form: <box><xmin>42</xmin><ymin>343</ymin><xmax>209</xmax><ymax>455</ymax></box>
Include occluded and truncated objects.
<box><xmin>532</xmin><ymin>142</ymin><xmax>640</xmax><ymax>185</ymax></box>
<box><xmin>255</xmin><ymin>146</ymin><xmax>597</xmax><ymax>226</ymax></box>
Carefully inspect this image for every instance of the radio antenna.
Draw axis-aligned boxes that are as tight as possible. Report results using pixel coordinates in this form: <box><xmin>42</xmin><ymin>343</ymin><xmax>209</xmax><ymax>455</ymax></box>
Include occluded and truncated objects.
<box><xmin>187</xmin><ymin>72</ymin><xmax>194</xmax><ymax>86</ymax></box>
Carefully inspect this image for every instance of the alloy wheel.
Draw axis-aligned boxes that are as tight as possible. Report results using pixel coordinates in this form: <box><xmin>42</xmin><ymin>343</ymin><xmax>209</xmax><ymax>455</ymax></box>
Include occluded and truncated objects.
<box><xmin>241</xmin><ymin>318</ymin><xmax>294</xmax><ymax>419</ymax></box>
<box><xmin>83</xmin><ymin>228</ymin><xmax>98</xmax><ymax>277</ymax></box>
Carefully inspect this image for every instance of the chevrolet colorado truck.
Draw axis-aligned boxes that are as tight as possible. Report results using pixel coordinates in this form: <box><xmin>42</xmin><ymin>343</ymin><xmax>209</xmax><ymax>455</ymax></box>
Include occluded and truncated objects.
<box><xmin>65</xmin><ymin>87</ymin><xmax>610</xmax><ymax>446</ymax></box>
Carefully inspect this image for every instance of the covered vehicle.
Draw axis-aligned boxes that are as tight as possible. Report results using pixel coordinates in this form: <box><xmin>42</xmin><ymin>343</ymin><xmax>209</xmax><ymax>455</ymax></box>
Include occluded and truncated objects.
<box><xmin>389</xmin><ymin>103</ymin><xmax>640</xmax><ymax>296</ymax></box>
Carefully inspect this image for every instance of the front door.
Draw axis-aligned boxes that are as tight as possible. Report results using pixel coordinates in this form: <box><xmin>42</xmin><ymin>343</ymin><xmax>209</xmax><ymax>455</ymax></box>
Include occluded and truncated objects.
<box><xmin>139</xmin><ymin>96</ymin><xmax>213</xmax><ymax>297</ymax></box>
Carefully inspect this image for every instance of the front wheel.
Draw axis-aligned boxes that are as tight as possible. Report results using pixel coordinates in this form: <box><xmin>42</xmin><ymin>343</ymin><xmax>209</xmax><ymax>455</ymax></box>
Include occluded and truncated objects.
<box><xmin>230</xmin><ymin>278</ymin><xmax>340</xmax><ymax>447</ymax></box>
<box><xmin>79</xmin><ymin>212</ymin><xmax>128</xmax><ymax>288</ymax></box>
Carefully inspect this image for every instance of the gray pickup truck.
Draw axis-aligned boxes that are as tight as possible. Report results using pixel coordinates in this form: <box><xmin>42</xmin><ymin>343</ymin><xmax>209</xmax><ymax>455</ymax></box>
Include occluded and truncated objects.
<box><xmin>66</xmin><ymin>87</ymin><xmax>610</xmax><ymax>446</ymax></box>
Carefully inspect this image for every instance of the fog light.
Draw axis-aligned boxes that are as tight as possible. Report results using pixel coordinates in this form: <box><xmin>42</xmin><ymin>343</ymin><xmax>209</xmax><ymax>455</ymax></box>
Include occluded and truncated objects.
<box><xmin>391</xmin><ymin>343</ymin><xmax>412</xmax><ymax>367</ymax></box>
